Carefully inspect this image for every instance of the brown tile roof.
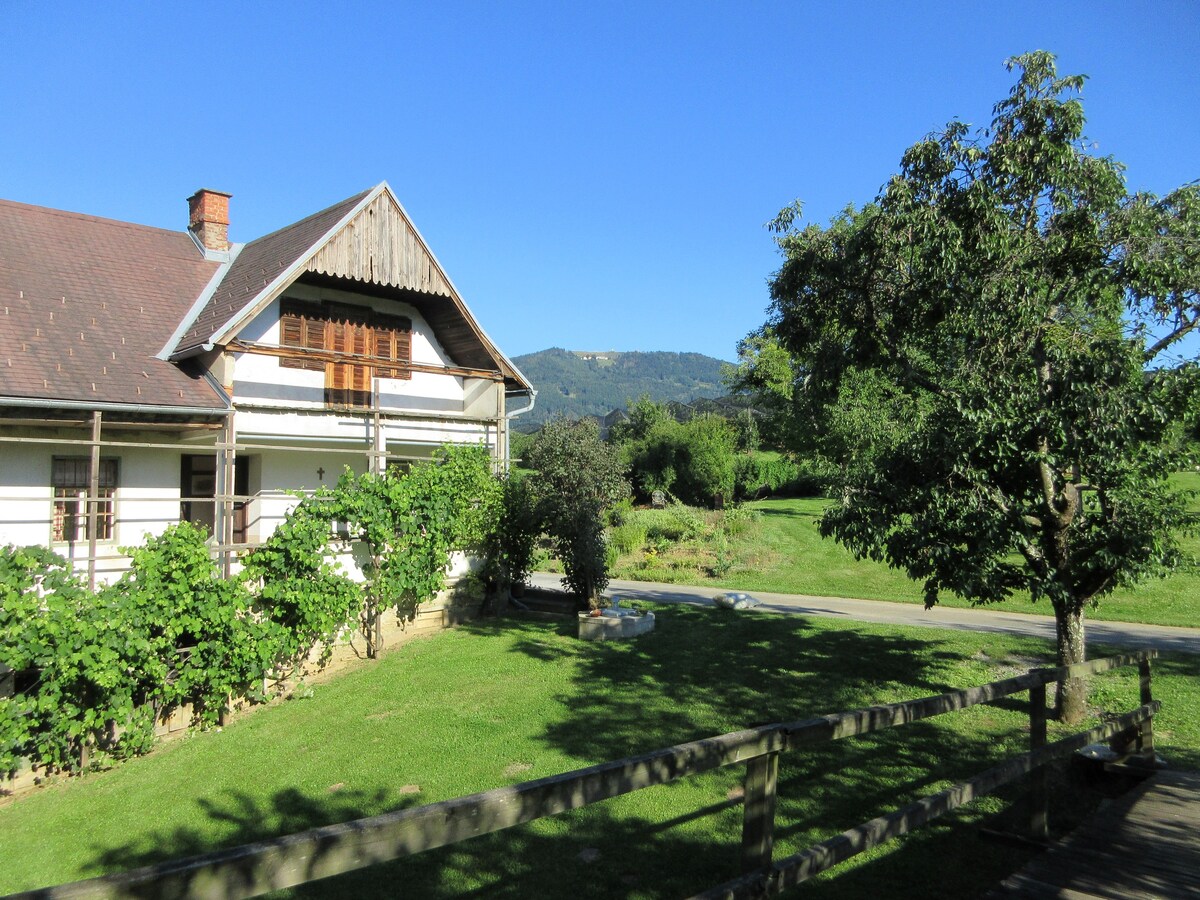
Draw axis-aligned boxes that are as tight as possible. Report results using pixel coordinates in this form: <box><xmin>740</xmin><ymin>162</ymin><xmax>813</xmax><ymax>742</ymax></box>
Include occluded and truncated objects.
<box><xmin>172</xmin><ymin>189</ymin><xmax>371</xmax><ymax>355</ymax></box>
<box><xmin>0</xmin><ymin>199</ymin><xmax>227</xmax><ymax>410</ymax></box>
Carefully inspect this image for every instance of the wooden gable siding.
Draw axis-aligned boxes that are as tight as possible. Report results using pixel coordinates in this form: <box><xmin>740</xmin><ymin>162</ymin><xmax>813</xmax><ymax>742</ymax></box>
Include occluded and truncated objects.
<box><xmin>305</xmin><ymin>193</ymin><xmax>451</xmax><ymax>297</ymax></box>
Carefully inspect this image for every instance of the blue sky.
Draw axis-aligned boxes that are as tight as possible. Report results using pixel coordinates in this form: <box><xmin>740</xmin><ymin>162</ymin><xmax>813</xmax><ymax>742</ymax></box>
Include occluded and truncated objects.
<box><xmin>3</xmin><ymin>2</ymin><xmax>1196</xmax><ymax>362</ymax></box>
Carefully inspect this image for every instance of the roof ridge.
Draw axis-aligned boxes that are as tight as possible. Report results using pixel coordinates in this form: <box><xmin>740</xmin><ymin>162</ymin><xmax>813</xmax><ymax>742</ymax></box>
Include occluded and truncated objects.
<box><xmin>0</xmin><ymin>197</ymin><xmax>189</xmax><ymax>240</ymax></box>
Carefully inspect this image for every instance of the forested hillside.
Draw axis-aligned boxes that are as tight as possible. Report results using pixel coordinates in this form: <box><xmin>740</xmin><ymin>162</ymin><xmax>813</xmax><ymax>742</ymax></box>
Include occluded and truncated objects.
<box><xmin>511</xmin><ymin>348</ymin><xmax>729</xmax><ymax>428</ymax></box>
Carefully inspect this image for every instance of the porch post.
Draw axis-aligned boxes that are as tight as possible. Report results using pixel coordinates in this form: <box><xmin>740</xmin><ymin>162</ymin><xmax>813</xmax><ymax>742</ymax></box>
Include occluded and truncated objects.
<box><xmin>496</xmin><ymin>386</ymin><xmax>507</xmax><ymax>472</ymax></box>
<box><xmin>217</xmin><ymin>417</ymin><xmax>236</xmax><ymax>577</ymax></box>
<box><xmin>86</xmin><ymin>410</ymin><xmax>102</xmax><ymax>591</ymax></box>
<box><xmin>371</xmin><ymin>378</ymin><xmax>385</xmax><ymax>476</ymax></box>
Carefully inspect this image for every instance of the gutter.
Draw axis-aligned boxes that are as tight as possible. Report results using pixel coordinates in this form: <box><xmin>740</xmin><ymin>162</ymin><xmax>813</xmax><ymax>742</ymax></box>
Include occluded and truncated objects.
<box><xmin>0</xmin><ymin>396</ymin><xmax>232</xmax><ymax>418</ymax></box>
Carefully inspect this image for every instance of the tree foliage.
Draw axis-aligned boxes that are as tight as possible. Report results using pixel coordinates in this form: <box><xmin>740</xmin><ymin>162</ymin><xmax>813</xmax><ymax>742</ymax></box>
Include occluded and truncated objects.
<box><xmin>524</xmin><ymin>417</ymin><xmax>630</xmax><ymax>606</ymax></box>
<box><xmin>762</xmin><ymin>52</ymin><xmax>1200</xmax><ymax>721</ymax></box>
<box><xmin>614</xmin><ymin>397</ymin><xmax>739</xmax><ymax>507</ymax></box>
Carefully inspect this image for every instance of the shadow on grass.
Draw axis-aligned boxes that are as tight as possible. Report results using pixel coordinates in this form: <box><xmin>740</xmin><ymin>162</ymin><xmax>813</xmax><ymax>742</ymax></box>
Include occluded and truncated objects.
<box><xmin>88</xmin><ymin>785</ymin><xmax>410</xmax><ymax>874</ymax></box>
<box><xmin>490</xmin><ymin>604</ymin><xmax>968</xmax><ymax>763</ymax></box>
<box><xmin>73</xmin><ymin>607</ymin><xmax>1180</xmax><ymax>899</ymax></box>
<box><xmin>754</xmin><ymin>504</ymin><xmax>825</xmax><ymax>521</ymax></box>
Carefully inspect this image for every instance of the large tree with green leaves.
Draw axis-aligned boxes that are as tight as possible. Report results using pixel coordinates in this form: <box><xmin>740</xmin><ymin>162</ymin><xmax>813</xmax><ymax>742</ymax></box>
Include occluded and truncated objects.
<box><xmin>763</xmin><ymin>52</ymin><xmax>1199</xmax><ymax>721</ymax></box>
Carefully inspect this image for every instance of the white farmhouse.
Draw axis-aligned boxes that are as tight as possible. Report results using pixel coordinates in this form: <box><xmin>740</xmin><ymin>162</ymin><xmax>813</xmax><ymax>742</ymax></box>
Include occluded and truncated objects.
<box><xmin>0</xmin><ymin>184</ymin><xmax>535</xmax><ymax>586</ymax></box>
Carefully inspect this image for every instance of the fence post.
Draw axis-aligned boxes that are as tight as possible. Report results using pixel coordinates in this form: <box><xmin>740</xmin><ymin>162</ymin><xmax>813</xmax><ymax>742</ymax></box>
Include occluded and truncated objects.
<box><xmin>1029</xmin><ymin>680</ymin><xmax>1048</xmax><ymax>840</ymax></box>
<box><xmin>1137</xmin><ymin>656</ymin><xmax>1155</xmax><ymax>762</ymax></box>
<box><xmin>741</xmin><ymin>751</ymin><xmax>779</xmax><ymax>873</ymax></box>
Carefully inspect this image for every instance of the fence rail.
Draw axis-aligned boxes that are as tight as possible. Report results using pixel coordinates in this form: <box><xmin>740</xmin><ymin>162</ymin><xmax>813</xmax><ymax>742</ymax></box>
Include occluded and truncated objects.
<box><xmin>7</xmin><ymin>651</ymin><xmax>1158</xmax><ymax>900</ymax></box>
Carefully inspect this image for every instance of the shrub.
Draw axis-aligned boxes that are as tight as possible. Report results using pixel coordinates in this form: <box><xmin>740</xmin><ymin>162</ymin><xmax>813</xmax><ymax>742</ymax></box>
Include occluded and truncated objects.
<box><xmin>485</xmin><ymin>473</ymin><xmax>543</xmax><ymax>591</ymax></box>
<box><xmin>525</xmin><ymin>418</ymin><xmax>631</xmax><ymax>607</ymax></box>
<box><xmin>111</xmin><ymin>522</ymin><xmax>266</xmax><ymax>728</ymax></box>
<box><xmin>622</xmin><ymin>413</ymin><xmax>737</xmax><ymax>508</ymax></box>
<box><xmin>609</xmin><ymin>522</ymin><xmax>647</xmax><ymax>555</ymax></box>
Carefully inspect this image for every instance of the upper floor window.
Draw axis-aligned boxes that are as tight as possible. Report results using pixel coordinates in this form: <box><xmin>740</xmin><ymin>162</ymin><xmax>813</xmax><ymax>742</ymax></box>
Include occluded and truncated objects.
<box><xmin>52</xmin><ymin>457</ymin><xmax>118</xmax><ymax>542</ymax></box>
<box><xmin>279</xmin><ymin>301</ymin><xmax>412</xmax><ymax>407</ymax></box>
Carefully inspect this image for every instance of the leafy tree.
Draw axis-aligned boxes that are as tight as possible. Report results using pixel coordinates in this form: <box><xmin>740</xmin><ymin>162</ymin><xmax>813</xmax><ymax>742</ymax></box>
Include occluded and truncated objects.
<box><xmin>613</xmin><ymin>398</ymin><xmax>739</xmax><ymax>507</ymax></box>
<box><xmin>525</xmin><ymin>418</ymin><xmax>630</xmax><ymax>607</ymax></box>
<box><xmin>483</xmin><ymin>473</ymin><xmax>542</xmax><ymax>604</ymax></box>
<box><xmin>608</xmin><ymin>394</ymin><xmax>676</xmax><ymax>444</ymax></box>
<box><xmin>762</xmin><ymin>52</ymin><xmax>1200</xmax><ymax>721</ymax></box>
<box><xmin>675</xmin><ymin>414</ymin><xmax>738</xmax><ymax>506</ymax></box>
<box><xmin>725</xmin><ymin>328</ymin><xmax>807</xmax><ymax>451</ymax></box>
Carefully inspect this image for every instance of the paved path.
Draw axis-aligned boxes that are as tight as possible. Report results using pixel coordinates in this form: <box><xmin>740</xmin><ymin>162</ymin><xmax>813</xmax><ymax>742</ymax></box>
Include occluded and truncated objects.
<box><xmin>528</xmin><ymin>573</ymin><xmax>1200</xmax><ymax>655</ymax></box>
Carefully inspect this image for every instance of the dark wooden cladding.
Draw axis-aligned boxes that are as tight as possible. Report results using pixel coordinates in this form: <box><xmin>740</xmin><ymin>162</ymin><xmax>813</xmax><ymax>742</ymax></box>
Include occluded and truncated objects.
<box><xmin>294</xmin><ymin>272</ymin><xmax>523</xmax><ymax>386</ymax></box>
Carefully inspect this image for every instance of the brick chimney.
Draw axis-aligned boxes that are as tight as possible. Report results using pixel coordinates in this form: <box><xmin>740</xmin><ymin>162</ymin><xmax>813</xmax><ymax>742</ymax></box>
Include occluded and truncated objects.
<box><xmin>187</xmin><ymin>189</ymin><xmax>232</xmax><ymax>252</ymax></box>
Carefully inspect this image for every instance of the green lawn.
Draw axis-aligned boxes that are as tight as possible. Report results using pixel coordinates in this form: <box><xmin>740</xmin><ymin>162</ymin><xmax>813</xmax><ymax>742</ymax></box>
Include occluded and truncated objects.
<box><xmin>607</xmin><ymin>472</ymin><xmax>1200</xmax><ymax>629</ymax></box>
<box><xmin>2</xmin><ymin>608</ymin><xmax>1197</xmax><ymax>898</ymax></box>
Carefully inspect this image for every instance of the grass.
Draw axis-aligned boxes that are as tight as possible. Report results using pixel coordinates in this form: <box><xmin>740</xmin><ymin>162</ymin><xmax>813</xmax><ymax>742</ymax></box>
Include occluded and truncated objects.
<box><xmin>605</xmin><ymin>472</ymin><xmax>1200</xmax><ymax>628</ymax></box>
<box><xmin>2</xmin><ymin>606</ymin><xmax>1197</xmax><ymax>898</ymax></box>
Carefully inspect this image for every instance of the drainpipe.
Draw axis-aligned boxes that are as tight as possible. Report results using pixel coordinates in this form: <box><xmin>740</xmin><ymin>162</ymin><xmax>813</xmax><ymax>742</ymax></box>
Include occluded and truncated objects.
<box><xmin>503</xmin><ymin>388</ymin><xmax>537</xmax><ymax>469</ymax></box>
<box><xmin>505</xmin><ymin>388</ymin><xmax>537</xmax><ymax>421</ymax></box>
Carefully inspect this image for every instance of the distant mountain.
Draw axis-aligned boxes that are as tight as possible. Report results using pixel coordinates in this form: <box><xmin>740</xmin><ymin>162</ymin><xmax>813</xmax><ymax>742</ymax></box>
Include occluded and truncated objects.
<box><xmin>510</xmin><ymin>348</ymin><xmax>731</xmax><ymax>429</ymax></box>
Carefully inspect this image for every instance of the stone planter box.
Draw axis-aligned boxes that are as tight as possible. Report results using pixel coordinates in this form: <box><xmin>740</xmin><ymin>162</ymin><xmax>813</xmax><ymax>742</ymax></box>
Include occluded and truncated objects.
<box><xmin>578</xmin><ymin>610</ymin><xmax>656</xmax><ymax>641</ymax></box>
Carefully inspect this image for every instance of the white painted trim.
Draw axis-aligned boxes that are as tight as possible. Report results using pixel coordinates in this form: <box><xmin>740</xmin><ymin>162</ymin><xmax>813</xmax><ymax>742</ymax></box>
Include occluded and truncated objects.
<box><xmin>157</xmin><ymin>243</ymin><xmax>244</xmax><ymax>360</ymax></box>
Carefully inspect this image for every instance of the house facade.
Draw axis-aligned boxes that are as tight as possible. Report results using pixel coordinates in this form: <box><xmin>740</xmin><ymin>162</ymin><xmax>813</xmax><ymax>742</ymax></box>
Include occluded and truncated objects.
<box><xmin>0</xmin><ymin>184</ymin><xmax>535</xmax><ymax>586</ymax></box>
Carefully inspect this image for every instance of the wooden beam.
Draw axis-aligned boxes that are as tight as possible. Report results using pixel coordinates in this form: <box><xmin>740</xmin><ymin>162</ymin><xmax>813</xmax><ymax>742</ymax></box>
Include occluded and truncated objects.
<box><xmin>741</xmin><ymin>752</ymin><xmax>779</xmax><ymax>872</ymax></box>
<box><xmin>1029</xmin><ymin>682</ymin><xmax>1048</xmax><ymax>840</ymax></box>
<box><xmin>693</xmin><ymin>702</ymin><xmax>1162</xmax><ymax>900</ymax></box>
<box><xmin>19</xmin><ymin>653</ymin><xmax>1158</xmax><ymax>900</ymax></box>
<box><xmin>227</xmin><ymin>339</ymin><xmax>504</xmax><ymax>382</ymax></box>
<box><xmin>20</xmin><ymin>728</ymin><xmax>790</xmax><ymax>899</ymax></box>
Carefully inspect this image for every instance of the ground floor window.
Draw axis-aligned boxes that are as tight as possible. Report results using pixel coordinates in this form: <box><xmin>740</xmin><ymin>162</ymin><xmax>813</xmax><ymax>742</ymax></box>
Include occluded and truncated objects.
<box><xmin>51</xmin><ymin>457</ymin><xmax>117</xmax><ymax>542</ymax></box>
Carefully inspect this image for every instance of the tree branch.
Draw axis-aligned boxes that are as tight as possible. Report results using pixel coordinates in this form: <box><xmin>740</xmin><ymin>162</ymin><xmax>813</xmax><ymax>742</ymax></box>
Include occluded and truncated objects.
<box><xmin>1144</xmin><ymin>310</ymin><xmax>1200</xmax><ymax>361</ymax></box>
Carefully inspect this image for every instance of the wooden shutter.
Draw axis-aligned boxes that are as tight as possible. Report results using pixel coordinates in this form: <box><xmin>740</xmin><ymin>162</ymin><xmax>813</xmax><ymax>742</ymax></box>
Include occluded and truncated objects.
<box><xmin>280</xmin><ymin>302</ymin><xmax>326</xmax><ymax>371</ymax></box>
<box><xmin>324</xmin><ymin>318</ymin><xmax>372</xmax><ymax>407</ymax></box>
<box><xmin>374</xmin><ymin>316</ymin><xmax>412</xmax><ymax>380</ymax></box>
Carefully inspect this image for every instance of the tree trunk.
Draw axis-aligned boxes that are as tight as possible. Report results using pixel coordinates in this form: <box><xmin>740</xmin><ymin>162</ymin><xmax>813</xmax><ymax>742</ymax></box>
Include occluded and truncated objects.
<box><xmin>364</xmin><ymin>598</ymin><xmax>380</xmax><ymax>659</ymax></box>
<box><xmin>1052</xmin><ymin>602</ymin><xmax>1087</xmax><ymax>724</ymax></box>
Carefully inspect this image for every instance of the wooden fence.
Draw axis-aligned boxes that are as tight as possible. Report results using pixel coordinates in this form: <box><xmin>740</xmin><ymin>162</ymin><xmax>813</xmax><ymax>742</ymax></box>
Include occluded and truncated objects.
<box><xmin>8</xmin><ymin>651</ymin><xmax>1159</xmax><ymax>900</ymax></box>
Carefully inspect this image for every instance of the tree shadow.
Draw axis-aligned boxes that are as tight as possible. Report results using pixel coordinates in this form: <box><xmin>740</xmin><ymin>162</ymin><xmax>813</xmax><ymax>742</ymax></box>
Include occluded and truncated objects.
<box><xmin>490</xmin><ymin>604</ymin><xmax>970</xmax><ymax>764</ymax></box>
<box><xmin>87</xmin><ymin>785</ymin><xmax>411</xmax><ymax>880</ymax></box>
<box><xmin>755</xmin><ymin>505</ymin><xmax>824</xmax><ymax>521</ymax></box>
<box><xmin>69</xmin><ymin>606</ymin><xmax>1184</xmax><ymax>899</ymax></box>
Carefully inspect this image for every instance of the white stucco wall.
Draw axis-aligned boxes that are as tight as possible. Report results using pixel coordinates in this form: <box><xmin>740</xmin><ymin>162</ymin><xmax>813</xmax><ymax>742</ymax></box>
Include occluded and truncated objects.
<box><xmin>0</xmin><ymin>432</ymin><xmax>204</xmax><ymax>583</ymax></box>
<box><xmin>230</xmin><ymin>287</ymin><xmax>487</xmax><ymax>416</ymax></box>
<box><xmin>2</xmin><ymin>285</ymin><xmax>507</xmax><ymax>573</ymax></box>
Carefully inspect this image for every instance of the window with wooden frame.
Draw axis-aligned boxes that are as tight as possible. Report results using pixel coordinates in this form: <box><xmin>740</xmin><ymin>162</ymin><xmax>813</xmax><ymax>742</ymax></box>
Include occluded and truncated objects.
<box><xmin>51</xmin><ymin>457</ymin><xmax>118</xmax><ymax>542</ymax></box>
<box><xmin>279</xmin><ymin>300</ymin><xmax>412</xmax><ymax>408</ymax></box>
